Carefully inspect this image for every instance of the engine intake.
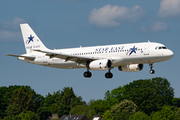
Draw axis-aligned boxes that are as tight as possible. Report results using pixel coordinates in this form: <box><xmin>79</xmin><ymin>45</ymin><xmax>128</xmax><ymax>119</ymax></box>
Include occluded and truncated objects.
<box><xmin>118</xmin><ymin>64</ymin><xmax>143</xmax><ymax>72</ymax></box>
<box><xmin>88</xmin><ymin>59</ymin><xmax>112</xmax><ymax>70</ymax></box>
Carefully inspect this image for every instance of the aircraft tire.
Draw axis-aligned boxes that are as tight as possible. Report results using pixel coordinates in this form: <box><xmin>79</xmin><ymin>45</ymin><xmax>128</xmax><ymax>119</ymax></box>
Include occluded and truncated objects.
<box><xmin>150</xmin><ymin>70</ymin><xmax>155</xmax><ymax>74</ymax></box>
<box><xmin>105</xmin><ymin>72</ymin><xmax>113</xmax><ymax>79</ymax></box>
<box><xmin>84</xmin><ymin>71</ymin><xmax>92</xmax><ymax>78</ymax></box>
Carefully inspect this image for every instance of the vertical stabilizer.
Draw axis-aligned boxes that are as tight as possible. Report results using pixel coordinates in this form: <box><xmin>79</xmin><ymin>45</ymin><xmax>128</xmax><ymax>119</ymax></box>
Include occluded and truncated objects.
<box><xmin>20</xmin><ymin>23</ymin><xmax>48</xmax><ymax>54</ymax></box>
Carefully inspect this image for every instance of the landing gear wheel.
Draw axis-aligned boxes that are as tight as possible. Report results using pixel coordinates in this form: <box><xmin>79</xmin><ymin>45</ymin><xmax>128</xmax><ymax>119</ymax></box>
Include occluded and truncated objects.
<box><xmin>150</xmin><ymin>70</ymin><xmax>155</xmax><ymax>74</ymax></box>
<box><xmin>105</xmin><ymin>72</ymin><xmax>113</xmax><ymax>79</ymax></box>
<box><xmin>84</xmin><ymin>71</ymin><xmax>92</xmax><ymax>78</ymax></box>
<box><xmin>149</xmin><ymin>63</ymin><xmax>155</xmax><ymax>74</ymax></box>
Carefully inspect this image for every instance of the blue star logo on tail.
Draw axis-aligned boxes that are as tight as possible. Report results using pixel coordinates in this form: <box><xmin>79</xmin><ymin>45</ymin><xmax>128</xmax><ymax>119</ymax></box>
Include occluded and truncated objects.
<box><xmin>27</xmin><ymin>35</ymin><xmax>34</xmax><ymax>44</ymax></box>
<box><xmin>129</xmin><ymin>46</ymin><xmax>137</xmax><ymax>56</ymax></box>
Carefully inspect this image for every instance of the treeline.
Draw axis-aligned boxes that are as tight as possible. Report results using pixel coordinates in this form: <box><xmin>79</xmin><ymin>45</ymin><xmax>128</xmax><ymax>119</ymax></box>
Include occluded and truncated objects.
<box><xmin>0</xmin><ymin>77</ymin><xmax>180</xmax><ymax>120</ymax></box>
<box><xmin>0</xmin><ymin>86</ymin><xmax>85</xmax><ymax>120</ymax></box>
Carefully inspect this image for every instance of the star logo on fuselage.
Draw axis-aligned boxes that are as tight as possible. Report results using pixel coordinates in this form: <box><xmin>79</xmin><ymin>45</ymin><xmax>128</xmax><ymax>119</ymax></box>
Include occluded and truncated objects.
<box><xmin>27</xmin><ymin>35</ymin><xmax>34</xmax><ymax>44</ymax></box>
<box><xmin>129</xmin><ymin>46</ymin><xmax>137</xmax><ymax>56</ymax></box>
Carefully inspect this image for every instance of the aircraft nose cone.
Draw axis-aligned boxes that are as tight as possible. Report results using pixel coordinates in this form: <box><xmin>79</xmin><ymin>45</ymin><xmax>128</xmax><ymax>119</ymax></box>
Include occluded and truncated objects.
<box><xmin>166</xmin><ymin>50</ymin><xmax>174</xmax><ymax>59</ymax></box>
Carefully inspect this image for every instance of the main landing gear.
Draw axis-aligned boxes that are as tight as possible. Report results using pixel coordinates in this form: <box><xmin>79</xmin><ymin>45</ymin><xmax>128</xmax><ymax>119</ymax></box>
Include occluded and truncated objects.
<box><xmin>84</xmin><ymin>70</ymin><xmax>92</xmax><ymax>78</ymax></box>
<box><xmin>83</xmin><ymin>69</ymin><xmax>113</xmax><ymax>79</ymax></box>
<box><xmin>149</xmin><ymin>63</ymin><xmax>155</xmax><ymax>74</ymax></box>
<box><xmin>105</xmin><ymin>69</ymin><xmax>113</xmax><ymax>79</ymax></box>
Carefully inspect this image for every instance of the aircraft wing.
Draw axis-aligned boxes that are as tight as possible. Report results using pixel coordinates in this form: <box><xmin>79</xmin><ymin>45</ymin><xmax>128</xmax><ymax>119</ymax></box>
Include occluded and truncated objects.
<box><xmin>5</xmin><ymin>54</ymin><xmax>35</xmax><ymax>59</ymax></box>
<box><xmin>34</xmin><ymin>50</ymin><xmax>102</xmax><ymax>64</ymax></box>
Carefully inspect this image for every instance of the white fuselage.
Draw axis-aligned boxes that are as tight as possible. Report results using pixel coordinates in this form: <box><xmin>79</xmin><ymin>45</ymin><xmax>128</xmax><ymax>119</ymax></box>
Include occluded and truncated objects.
<box><xmin>6</xmin><ymin>23</ymin><xmax>174</xmax><ymax>78</ymax></box>
<box><xmin>19</xmin><ymin>42</ymin><xmax>173</xmax><ymax>70</ymax></box>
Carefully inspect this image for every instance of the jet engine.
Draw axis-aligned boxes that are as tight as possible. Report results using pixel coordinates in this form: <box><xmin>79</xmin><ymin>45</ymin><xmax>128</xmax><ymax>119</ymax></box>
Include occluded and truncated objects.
<box><xmin>88</xmin><ymin>59</ymin><xmax>112</xmax><ymax>70</ymax></box>
<box><xmin>118</xmin><ymin>64</ymin><xmax>143</xmax><ymax>72</ymax></box>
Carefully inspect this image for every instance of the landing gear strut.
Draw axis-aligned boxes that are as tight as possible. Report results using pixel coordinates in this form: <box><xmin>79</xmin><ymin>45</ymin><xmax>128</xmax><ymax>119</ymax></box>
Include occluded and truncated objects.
<box><xmin>83</xmin><ymin>70</ymin><xmax>92</xmax><ymax>78</ymax></box>
<box><xmin>105</xmin><ymin>69</ymin><xmax>113</xmax><ymax>78</ymax></box>
<box><xmin>149</xmin><ymin>63</ymin><xmax>155</xmax><ymax>74</ymax></box>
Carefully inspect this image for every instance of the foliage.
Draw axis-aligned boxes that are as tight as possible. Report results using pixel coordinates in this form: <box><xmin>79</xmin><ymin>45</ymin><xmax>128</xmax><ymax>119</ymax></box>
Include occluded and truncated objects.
<box><xmin>129</xmin><ymin>111</ymin><xmax>149</xmax><ymax>120</ymax></box>
<box><xmin>50</xmin><ymin>103</ymin><xmax>59</xmax><ymax>114</ymax></box>
<box><xmin>34</xmin><ymin>94</ymin><xmax>44</xmax><ymax>113</ymax></box>
<box><xmin>43</xmin><ymin>87</ymin><xmax>86</xmax><ymax>115</ymax></box>
<box><xmin>18</xmin><ymin>111</ymin><xmax>39</xmax><ymax>120</ymax></box>
<box><xmin>105</xmin><ymin>77</ymin><xmax>174</xmax><ymax>115</ymax></box>
<box><xmin>0</xmin><ymin>85</ymin><xmax>21</xmax><ymax>118</ymax></box>
<box><xmin>56</xmin><ymin>87</ymin><xmax>86</xmax><ymax>118</ymax></box>
<box><xmin>5</xmin><ymin>103</ymin><xmax>21</xmax><ymax>117</ymax></box>
<box><xmin>8</xmin><ymin>86</ymin><xmax>36</xmax><ymax>113</ymax></box>
<box><xmin>87</xmin><ymin>99</ymin><xmax>95</xmax><ymax>105</ymax></box>
<box><xmin>102</xmin><ymin>110</ymin><xmax>113</xmax><ymax>120</ymax></box>
<box><xmin>43</xmin><ymin>91</ymin><xmax>60</xmax><ymax>108</ymax></box>
<box><xmin>90</xmin><ymin>99</ymin><xmax>109</xmax><ymax>117</ymax></box>
<box><xmin>150</xmin><ymin>105</ymin><xmax>180</xmax><ymax>120</ymax></box>
<box><xmin>0</xmin><ymin>78</ymin><xmax>177</xmax><ymax>119</ymax></box>
<box><xmin>104</xmin><ymin>86</ymin><xmax>125</xmax><ymax>107</ymax></box>
<box><xmin>70</xmin><ymin>105</ymin><xmax>95</xmax><ymax>119</ymax></box>
<box><xmin>4</xmin><ymin>111</ymin><xmax>39</xmax><ymax>120</ymax></box>
<box><xmin>172</xmin><ymin>97</ymin><xmax>180</xmax><ymax>107</ymax></box>
<box><xmin>58</xmin><ymin>87</ymin><xmax>86</xmax><ymax>109</ymax></box>
<box><xmin>122</xmin><ymin>77</ymin><xmax>174</xmax><ymax>115</ymax></box>
<box><xmin>57</xmin><ymin>103</ymin><xmax>69</xmax><ymax>118</ymax></box>
<box><xmin>36</xmin><ymin>107</ymin><xmax>52</xmax><ymax>120</ymax></box>
<box><xmin>111</xmin><ymin>99</ymin><xmax>137</xmax><ymax>120</ymax></box>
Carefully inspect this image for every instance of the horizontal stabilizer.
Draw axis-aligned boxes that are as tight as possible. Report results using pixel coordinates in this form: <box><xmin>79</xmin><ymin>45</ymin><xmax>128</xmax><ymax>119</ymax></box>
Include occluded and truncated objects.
<box><xmin>5</xmin><ymin>54</ymin><xmax>35</xmax><ymax>59</ymax></box>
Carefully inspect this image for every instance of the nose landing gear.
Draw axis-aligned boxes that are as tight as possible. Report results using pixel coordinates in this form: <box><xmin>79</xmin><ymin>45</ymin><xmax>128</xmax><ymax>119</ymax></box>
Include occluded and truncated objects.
<box><xmin>149</xmin><ymin>63</ymin><xmax>155</xmax><ymax>74</ymax></box>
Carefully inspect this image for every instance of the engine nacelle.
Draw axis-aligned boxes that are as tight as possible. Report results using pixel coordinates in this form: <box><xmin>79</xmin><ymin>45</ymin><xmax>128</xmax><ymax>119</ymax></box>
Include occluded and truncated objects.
<box><xmin>88</xmin><ymin>59</ymin><xmax>112</xmax><ymax>70</ymax></box>
<box><xmin>118</xmin><ymin>64</ymin><xmax>143</xmax><ymax>72</ymax></box>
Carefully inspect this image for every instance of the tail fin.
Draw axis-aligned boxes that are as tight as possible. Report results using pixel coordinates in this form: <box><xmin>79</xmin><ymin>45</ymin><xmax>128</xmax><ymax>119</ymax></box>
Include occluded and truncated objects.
<box><xmin>20</xmin><ymin>23</ymin><xmax>48</xmax><ymax>54</ymax></box>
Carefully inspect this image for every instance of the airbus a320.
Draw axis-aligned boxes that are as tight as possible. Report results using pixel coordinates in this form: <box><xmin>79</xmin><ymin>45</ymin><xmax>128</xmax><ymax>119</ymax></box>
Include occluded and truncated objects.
<box><xmin>6</xmin><ymin>24</ymin><xmax>174</xmax><ymax>79</ymax></box>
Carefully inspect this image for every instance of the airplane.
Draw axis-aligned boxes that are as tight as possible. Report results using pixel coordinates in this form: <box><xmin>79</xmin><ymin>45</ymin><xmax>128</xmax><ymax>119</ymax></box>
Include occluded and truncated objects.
<box><xmin>5</xmin><ymin>23</ymin><xmax>174</xmax><ymax>79</ymax></box>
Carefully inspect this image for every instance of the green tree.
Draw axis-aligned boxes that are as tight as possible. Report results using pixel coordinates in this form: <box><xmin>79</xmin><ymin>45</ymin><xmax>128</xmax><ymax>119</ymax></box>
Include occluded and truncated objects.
<box><xmin>56</xmin><ymin>87</ymin><xmax>85</xmax><ymax>117</ymax></box>
<box><xmin>58</xmin><ymin>87</ymin><xmax>85</xmax><ymax>109</ymax></box>
<box><xmin>57</xmin><ymin>103</ymin><xmax>69</xmax><ymax>118</ymax></box>
<box><xmin>151</xmin><ymin>105</ymin><xmax>177</xmax><ymax>120</ymax></box>
<box><xmin>102</xmin><ymin>110</ymin><xmax>113</xmax><ymax>120</ymax></box>
<box><xmin>0</xmin><ymin>86</ymin><xmax>21</xmax><ymax>118</ymax></box>
<box><xmin>18</xmin><ymin>111</ymin><xmax>39</xmax><ymax>120</ymax></box>
<box><xmin>43</xmin><ymin>91</ymin><xmax>61</xmax><ymax>108</ymax></box>
<box><xmin>90</xmin><ymin>99</ymin><xmax>109</xmax><ymax>117</ymax></box>
<box><xmin>129</xmin><ymin>111</ymin><xmax>149</xmax><ymax>120</ymax></box>
<box><xmin>104</xmin><ymin>86</ymin><xmax>125</xmax><ymax>108</ymax></box>
<box><xmin>36</xmin><ymin>107</ymin><xmax>52</xmax><ymax>120</ymax></box>
<box><xmin>34</xmin><ymin>94</ymin><xmax>44</xmax><ymax>113</ymax></box>
<box><xmin>122</xmin><ymin>77</ymin><xmax>174</xmax><ymax>115</ymax></box>
<box><xmin>70</xmin><ymin>105</ymin><xmax>95</xmax><ymax>119</ymax></box>
<box><xmin>5</xmin><ymin>103</ymin><xmax>21</xmax><ymax>117</ymax></box>
<box><xmin>50</xmin><ymin>103</ymin><xmax>59</xmax><ymax>114</ymax></box>
<box><xmin>8</xmin><ymin>86</ymin><xmax>35</xmax><ymax>113</ymax></box>
<box><xmin>172</xmin><ymin>97</ymin><xmax>180</xmax><ymax>108</ymax></box>
<box><xmin>111</xmin><ymin>99</ymin><xmax>137</xmax><ymax>120</ymax></box>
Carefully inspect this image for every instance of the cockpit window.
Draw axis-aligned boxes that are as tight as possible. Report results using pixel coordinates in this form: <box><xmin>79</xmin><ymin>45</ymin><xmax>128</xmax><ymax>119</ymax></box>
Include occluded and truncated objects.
<box><xmin>162</xmin><ymin>47</ymin><xmax>167</xmax><ymax>49</ymax></box>
<box><xmin>155</xmin><ymin>46</ymin><xmax>167</xmax><ymax>50</ymax></box>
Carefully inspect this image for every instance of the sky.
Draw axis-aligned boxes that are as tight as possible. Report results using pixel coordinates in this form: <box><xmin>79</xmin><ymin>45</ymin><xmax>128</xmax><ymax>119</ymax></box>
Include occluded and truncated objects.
<box><xmin>1</xmin><ymin>0</ymin><xmax>180</xmax><ymax>102</ymax></box>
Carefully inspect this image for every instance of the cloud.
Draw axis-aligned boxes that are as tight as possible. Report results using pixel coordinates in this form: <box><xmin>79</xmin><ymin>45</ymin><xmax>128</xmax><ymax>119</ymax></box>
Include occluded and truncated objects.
<box><xmin>157</xmin><ymin>0</ymin><xmax>180</xmax><ymax>19</ymax></box>
<box><xmin>2</xmin><ymin>17</ymin><xmax>25</xmax><ymax>30</ymax></box>
<box><xmin>0</xmin><ymin>17</ymin><xmax>25</xmax><ymax>41</ymax></box>
<box><xmin>89</xmin><ymin>4</ymin><xmax>145</xmax><ymax>27</ymax></box>
<box><xmin>0</xmin><ymin>31</ymin><xmax>21</xmax><ymax>41</ymax></box>
<box><xmin>140</xmin><ymin>21</ymin><xmax>169</xmax><ymax>32</ymax></box>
